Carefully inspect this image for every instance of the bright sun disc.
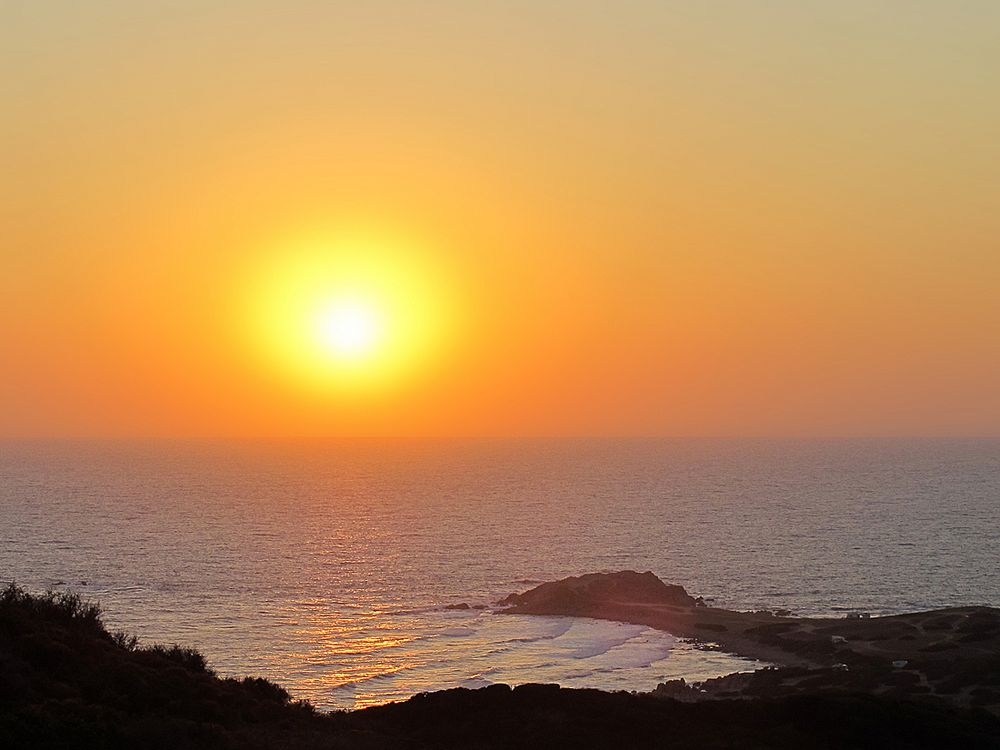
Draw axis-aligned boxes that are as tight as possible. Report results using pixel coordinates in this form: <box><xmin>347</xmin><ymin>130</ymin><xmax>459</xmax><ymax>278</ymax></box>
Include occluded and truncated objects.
<box><xmin>244</xmin><ymin>233</ymin><xmax>453</xmax><ymax>393</ymax></box>
<box><xmin>313</xmin><ymin>297</ymin><xmax>383</xmax><ymax>360</ymax></box>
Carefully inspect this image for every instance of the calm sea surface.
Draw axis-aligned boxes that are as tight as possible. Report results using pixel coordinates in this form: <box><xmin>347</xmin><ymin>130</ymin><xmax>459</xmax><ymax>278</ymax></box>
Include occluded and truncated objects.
<box><xmin>2</xmin><ymin>438</ymin><xmax>998</xmax><ymax>709</ymax></box>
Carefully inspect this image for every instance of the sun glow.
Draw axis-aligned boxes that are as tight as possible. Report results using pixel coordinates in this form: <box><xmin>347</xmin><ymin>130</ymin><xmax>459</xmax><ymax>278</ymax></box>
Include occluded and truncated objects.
<box><xmin>312</xmin><ymin>296</ymin><xmax>384</xmax><ymax>360</ymax></box>
<box><xmin>244</xmin><ymin>232</ymin><xmax>454</xmax><ymax>394</ymax></box>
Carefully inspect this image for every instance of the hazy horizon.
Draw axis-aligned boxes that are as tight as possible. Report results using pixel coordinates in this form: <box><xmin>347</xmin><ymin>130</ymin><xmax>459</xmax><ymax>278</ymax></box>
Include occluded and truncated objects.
<box><xmin>5</xmin><ymin>434</ymin><xmax>1000</xmax><ymax>441</ymax></box>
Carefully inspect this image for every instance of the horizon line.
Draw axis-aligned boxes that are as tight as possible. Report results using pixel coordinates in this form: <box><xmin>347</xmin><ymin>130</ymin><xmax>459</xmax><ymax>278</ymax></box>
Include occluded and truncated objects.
<box><xmin>3</xmin><ymin>433</ymin><xmax>999</xmax><ymax>442</ymax></box>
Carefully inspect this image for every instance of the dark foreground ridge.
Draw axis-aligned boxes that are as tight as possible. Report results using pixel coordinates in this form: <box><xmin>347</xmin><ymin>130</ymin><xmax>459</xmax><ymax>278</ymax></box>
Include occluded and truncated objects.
<box><xmin>500</xmin><ymin>571</ymin><xmax>1000</xmax><ymax>713</ymax></box>
<box><xmin>3</xmin><ymin>583</ymin><xmax>1000</xmax><ymax>749</ymax></box>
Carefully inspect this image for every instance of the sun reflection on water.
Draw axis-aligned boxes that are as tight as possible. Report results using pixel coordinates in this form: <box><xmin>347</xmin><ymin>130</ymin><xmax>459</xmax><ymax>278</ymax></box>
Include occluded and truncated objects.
<box><xmin>265</xmin><ymin>600</ymin><xmax>763</xmax><ymax>710</ymax></box>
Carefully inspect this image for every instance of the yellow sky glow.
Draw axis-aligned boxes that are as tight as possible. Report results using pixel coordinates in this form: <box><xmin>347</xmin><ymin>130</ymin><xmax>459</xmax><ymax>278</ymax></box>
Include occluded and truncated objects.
<box><xmin>2</xmin><ymin>1</ymin><xmax>999</xmax><ymax>437</ymax></box>
<box><xmin>242</xmin><ymin>232</ymin><xmax>456</xmax><ymax>396</ymax></box>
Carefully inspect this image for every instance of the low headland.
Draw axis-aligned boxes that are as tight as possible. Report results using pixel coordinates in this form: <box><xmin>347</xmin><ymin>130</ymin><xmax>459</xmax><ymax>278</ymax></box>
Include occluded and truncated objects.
<box><xmin>499</xmin><ymin>571</ymin><xmax>1000</xmax><ymax>712</ymax></box>
<box><xmin>3</xmin><ymin>575</ymin><xmax>1000</xmax><ymax>749</ymax></box>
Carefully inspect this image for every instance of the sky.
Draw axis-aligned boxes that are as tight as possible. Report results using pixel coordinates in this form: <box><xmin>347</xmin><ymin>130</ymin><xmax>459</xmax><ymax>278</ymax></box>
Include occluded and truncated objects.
<box><xmin>2</xmin><ymin>1</ymin><xmax>999</xmax><ymax>437</ymax></box>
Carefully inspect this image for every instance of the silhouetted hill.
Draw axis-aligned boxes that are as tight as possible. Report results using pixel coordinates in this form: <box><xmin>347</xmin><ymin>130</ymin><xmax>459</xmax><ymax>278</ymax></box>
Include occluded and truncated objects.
<box><xmin>0</xmin><ymin>584</ymin><xmax>363</xmax><ymax>749</ymax></box>
<box><xmin>498</xmin><ymin>570</ymin><xmax>698</xmax><ymax>612</ymax></box>
<box><xmin>2</xmin><ymin>584</ymin><xmax>999</xmax><ymax>749</ymax></box>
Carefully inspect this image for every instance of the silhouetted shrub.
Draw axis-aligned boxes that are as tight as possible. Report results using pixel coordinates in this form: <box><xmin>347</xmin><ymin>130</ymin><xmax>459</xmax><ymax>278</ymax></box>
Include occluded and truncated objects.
<box><xmin>112</xmin><ymin>630</ymin><xmax>140</xmax><ymax>651</ymax></box>
<box><xmin>235</xmin><ymin>676</ymin><xmax>291</xmax><ymax>704</ymax></box>
<box><xmin>147</xmin><ymin>644</ymin><xmax>213</xmax><ymax>674</ymax></box>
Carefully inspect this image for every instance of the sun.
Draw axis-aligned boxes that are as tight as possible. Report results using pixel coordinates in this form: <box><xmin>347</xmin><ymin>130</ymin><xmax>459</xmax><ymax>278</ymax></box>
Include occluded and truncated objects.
<box><xmin>312</xmin><ymin>296</ymin><xmax>384</xmax><ymax>361</ymax></box>
<box><xmin>242</xmin><ymin>231</ymin><xmax>454</xmax><ymax>393</ymax></box>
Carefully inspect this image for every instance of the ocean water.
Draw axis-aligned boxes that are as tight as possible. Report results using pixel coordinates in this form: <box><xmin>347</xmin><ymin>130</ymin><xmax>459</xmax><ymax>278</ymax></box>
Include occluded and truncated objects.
<box><xmin>1</xmin><ymin>438</ymin><xmax>998</xmax><ymax>710</ymax></box>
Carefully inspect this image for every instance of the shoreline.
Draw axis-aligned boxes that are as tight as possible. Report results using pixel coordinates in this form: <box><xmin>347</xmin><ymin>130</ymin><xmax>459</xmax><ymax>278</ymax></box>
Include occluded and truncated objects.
<box><xmin>499</xmin><ymin>599</ymin><xmax>827</xmax><ymax>669</ymax></box>
<box><xmin>498</xmin><ymin>571</ymin><xmax>1000</xmax><ymax>712</ymax></box>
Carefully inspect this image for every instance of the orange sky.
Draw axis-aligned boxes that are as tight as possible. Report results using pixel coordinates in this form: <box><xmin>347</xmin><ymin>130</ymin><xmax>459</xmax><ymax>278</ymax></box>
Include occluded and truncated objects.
<box><xmin>2</xmin><ymin>1</ymin><xmax>999</xmax><ymax>437</ymax></box>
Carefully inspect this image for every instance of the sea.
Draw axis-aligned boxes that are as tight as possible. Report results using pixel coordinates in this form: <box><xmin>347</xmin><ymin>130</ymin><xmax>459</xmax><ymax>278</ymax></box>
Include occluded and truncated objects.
<box><xmin>2</xmin><ymin>438</ymin><xmax>998</xmax><ymax>710</ymax></box>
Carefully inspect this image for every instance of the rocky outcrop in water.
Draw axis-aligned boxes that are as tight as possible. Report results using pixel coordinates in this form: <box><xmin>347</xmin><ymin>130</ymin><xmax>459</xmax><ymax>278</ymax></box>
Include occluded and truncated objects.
<box><xmin>498</xmin><ymin>570</ymin><xmax>698</xmax><ymax>614</ymax></box>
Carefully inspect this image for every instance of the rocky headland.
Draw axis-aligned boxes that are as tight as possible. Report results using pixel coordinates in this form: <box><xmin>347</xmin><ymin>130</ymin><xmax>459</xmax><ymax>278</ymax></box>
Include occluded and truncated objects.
<box><xmin>499</xmin><ymin>571</ymin><xmax>1000</xmax><ymax>713</ymax></box>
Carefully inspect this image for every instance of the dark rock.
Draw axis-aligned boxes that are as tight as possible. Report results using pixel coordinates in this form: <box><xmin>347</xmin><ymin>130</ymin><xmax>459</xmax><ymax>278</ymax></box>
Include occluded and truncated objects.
<box><xmin>498</xmin><ymin>570</ymin><xmax>697</xmax><ymax>614</ymax></box>
<box><xmin>651</xmin><ymin>678</ymin><xmax>696</xmax><ymax>699</ymax></box>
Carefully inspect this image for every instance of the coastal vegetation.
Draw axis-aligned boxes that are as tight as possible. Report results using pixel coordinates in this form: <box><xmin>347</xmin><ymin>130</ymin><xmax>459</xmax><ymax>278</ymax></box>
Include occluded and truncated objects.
<box><xmin>3</xmin><ymin>582</ymin><xmax>999</xmax><ymax>749</ymax></box>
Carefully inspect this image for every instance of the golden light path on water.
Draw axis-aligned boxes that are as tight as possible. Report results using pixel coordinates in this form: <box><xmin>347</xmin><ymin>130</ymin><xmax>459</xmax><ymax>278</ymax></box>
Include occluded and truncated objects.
<box><xmin>268</xmin><ymin>598</ymin><xmax>762</xmax><ymax>710</ymax></box>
